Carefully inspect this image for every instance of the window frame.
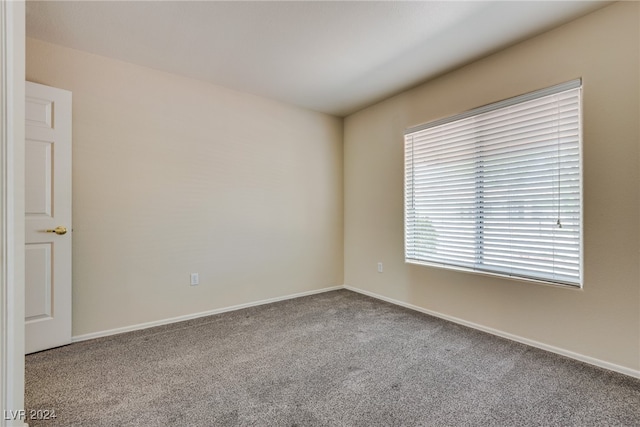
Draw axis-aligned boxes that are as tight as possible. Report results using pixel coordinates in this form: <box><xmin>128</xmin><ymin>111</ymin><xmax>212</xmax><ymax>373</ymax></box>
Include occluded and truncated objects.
<box><xmin>404</xmin><ymin>80</ymin><xmax>583</xmax><ymax>288</ymax></box>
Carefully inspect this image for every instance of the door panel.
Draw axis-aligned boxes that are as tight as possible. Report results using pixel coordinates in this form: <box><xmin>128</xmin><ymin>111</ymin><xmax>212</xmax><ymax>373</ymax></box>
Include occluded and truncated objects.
<box><xmin>25</xmin><ymin>139</ymin><xmax>53</xmax><ymax>216</ymax></box>
<box><xmin>25</xmin><ymin>81</ymin><xmax>72</xmax><ymax>354</ymax></box>
<box><xmin>25</xmin><ymin>243</ymin><xmax>52</xmax><ymax>320</ymax></box>
<box><xmin>25</xmin><ymin>96</ymin><xmax>53</xmax><ymax>128</ymax></box>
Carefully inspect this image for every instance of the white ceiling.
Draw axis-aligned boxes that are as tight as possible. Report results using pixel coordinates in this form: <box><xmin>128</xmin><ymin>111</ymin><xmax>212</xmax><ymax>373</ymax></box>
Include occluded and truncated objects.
<box><xmin>26</xmin><ymin>1</ymin><xmax>609</xmax><ymax>117</ymax></box>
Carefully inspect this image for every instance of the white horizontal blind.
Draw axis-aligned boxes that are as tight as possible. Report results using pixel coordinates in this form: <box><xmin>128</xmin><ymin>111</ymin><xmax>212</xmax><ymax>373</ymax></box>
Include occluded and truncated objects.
<box><xmin>405</xmin><ymin>81</ymin><xmax>582</xmax><ymax>286</ymax></box>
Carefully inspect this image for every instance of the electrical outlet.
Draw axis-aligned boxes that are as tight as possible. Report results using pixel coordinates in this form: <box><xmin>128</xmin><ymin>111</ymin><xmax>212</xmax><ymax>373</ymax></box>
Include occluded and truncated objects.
<box><xmin>377</xmin><ymin>262</ymin><xmax>383</xmax><ymax>273</ymax></box>
<box><xmin>190</xmin><ymin>273</ymin><xmax>199</xmax><ymax>286</ymax></box>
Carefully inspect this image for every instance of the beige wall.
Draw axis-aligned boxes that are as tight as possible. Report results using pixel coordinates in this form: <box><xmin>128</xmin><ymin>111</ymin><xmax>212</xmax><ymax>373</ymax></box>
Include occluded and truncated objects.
<box><xmin>26</xmin><ymin>38</ymin><xmax>344</xmax><ymax>337</ymax></box>
<box><xmin>344</xmin><ymin>2</ymin><xmax>639</xmax><ymax>371</ymax></box>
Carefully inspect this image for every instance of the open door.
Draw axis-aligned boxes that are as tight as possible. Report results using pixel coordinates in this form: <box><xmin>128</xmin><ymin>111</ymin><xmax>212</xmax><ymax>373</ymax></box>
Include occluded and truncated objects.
<box><xmin>25</xmin><ymin>81</ymin><xmax>72</xmax><ymax>354</ymax></box>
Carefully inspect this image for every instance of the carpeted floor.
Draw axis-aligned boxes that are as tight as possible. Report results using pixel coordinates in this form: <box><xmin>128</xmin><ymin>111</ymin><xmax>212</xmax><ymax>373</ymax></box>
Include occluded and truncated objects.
<box><xmin>25</xmin><ymin>289</ymin><xmax>640</xmax><ymax>426</ymax></box>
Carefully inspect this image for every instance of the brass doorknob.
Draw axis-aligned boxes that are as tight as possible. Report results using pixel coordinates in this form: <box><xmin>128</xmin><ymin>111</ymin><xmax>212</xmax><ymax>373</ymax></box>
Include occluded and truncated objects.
<box><xmin>45</xmin><ymin>226</ymin><xmax>68</xmax><ymax>235</ymax></box>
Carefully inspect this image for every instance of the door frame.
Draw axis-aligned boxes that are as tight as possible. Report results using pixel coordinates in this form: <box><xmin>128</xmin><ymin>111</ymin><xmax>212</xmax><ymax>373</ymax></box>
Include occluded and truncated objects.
<box><xmin>1</xmin><ymin>1</ymin><xmax>26</xmax><ymax>426</ymax></box>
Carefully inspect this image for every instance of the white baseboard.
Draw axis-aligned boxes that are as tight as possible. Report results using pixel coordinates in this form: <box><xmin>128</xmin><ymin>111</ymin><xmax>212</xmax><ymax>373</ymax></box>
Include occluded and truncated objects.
<box><xmin>344</xmin><ymin>285</ymin><xmax>640</xmax><ymax>379</ymax></box>
<box><xmin>72</xmin><ymin>285</ymin><xmax>344</xmax><ymax>343</ymax></box>
<box><xmin>72</xmin><ymin>283</ymin><xmax>639</xmax><ymax>379</ymax></box>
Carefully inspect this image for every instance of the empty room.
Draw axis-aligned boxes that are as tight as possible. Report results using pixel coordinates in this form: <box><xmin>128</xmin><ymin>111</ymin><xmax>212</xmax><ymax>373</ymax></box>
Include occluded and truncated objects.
<box><xmin>1</xmin><ymin>0</ymin><xmax>639</xmax><ymax>426</ymax></box>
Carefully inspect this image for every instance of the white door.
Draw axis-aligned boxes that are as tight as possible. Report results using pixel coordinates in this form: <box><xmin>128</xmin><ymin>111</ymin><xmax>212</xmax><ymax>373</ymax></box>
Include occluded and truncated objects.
<box><xmin>25</xmin><ymin>81</ymin><xmax>72</xmax><ymax>354</ymax></box>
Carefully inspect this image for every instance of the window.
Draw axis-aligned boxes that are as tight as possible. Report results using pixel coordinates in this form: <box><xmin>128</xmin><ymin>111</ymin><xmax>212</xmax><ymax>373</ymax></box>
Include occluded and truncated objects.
<box><xmin>404</xmin><ymin>80</ymin><xmax>582</xmax><ymax>287</ymax></box>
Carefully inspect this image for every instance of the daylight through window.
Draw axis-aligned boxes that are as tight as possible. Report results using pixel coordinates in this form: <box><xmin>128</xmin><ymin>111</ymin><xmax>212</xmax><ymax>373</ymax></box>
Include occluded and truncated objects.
<box><xmin>404</xmin><ymin>80</ymin><xmax>582</xmax><ymax>286</ymax></box>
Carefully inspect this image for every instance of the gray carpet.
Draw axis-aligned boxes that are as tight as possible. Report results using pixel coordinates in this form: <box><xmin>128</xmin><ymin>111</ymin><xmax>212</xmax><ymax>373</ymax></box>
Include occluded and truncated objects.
<box><xmin>26</xmin><ymin>289</ymin><xmax>640</xmax><ymax>426</ymax></box>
